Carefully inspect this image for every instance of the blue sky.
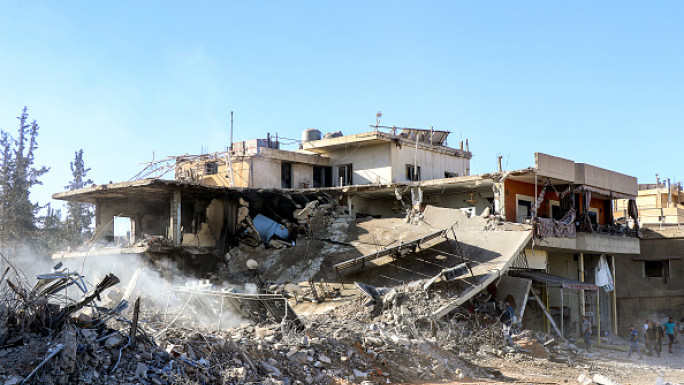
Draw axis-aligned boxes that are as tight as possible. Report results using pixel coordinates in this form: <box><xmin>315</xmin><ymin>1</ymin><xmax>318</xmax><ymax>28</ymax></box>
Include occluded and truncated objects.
<box><xmin>1</xmin><ymin>1</ymin><xmax>683</xmax><ymax>210</ymax></box>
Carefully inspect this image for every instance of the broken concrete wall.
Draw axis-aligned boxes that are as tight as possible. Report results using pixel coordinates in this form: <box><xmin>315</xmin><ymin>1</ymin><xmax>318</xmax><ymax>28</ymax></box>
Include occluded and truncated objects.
<box><xmin>424</xmin><ymin>192</ymin><xmax>493</xmax><ymax>217</ymax></box>
<box><xmin>96</xmin><ymin>199</ymin><xmax>169</xmax><ymax>243</ymax></box>
<box><xmin>181</xmin><ymin>198</ymin><xmax>226</xmax><ymax>247</ymax></box>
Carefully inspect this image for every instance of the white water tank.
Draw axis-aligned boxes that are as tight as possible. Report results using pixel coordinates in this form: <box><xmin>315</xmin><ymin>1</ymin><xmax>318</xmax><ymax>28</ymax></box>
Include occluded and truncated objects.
<box><xmin>302</xmin><ymin>128</ymin><xmax>322</xmax><ymax>143</ymax></box>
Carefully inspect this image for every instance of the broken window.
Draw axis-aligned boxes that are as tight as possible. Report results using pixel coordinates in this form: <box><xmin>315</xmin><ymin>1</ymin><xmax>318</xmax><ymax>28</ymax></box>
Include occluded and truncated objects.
<box><xmin>644</xmin><ymin>260</ymin><xmax>669</xmax><ymax>278</ymax></box>
<box><xmin>406</xmin><ymin>164</ymin><xmax>421</xmax><ymax>181</ymax></box>
<box><xmin>516</xmin><ymin>197</ymin><xmax>533</xmax><ymax>223</ymax></box>
<box><xmin>204</xmin><ymin>162</ymin><xmax>218</xmax><ymax>175</ymax></box>
<box><xmin>281</xmin><ymin>162</ymin><xmax>292</xmax><ymax>188</ymax></box>
<box><xmin>338</xmin><ymin>164</ymin><xmax>352</xmax><ymax>186</ymax></box>
<box><xmin>444</xmin><ymin>171</ymin><xmax>459</xmax><ymax>178</ymax></box>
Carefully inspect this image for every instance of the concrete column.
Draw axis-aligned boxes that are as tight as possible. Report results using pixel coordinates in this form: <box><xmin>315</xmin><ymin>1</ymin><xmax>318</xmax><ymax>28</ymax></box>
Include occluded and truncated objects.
<box><xmin>611</xmin><ymin>255</ymin><xmax>618</xmax><ymax>334</ymax></box>
<box><xmin>596</xmin><ymin>290</ymin><xmax>601</xmax><ymax>344</ymax></box>
<box><xmin>579</xmin><ymin>253</ymin><xmax>585</xmax><ymax>315</ymax></box>
<box><xmin>170</xmin><ymin>189</ymin><xmax>182</xmax><ymax>245</ymax></box>
<box><xmin>348</xmin><ymin>195</ymin><xmax>354</xmax><ymax>218</ymax></box>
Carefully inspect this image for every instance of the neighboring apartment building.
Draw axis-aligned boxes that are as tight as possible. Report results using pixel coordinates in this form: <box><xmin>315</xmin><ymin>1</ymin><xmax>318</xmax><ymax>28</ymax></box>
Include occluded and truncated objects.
<box><xmin>175</xmin><ymin>127</ymin><xmax>472</xmax><ymax>189</ymax></box>
<box><xmin>502</xmin><ymin>153</ymin><xmax>639</xmax><ymax>338</ymax></box>
<box><xmin>300</xmin><ymin>127</ymin><xmax>471</xmax><ymax>186</ymax></box>
<box><xmin>612</xmin><ymin>182</ymin><xmax>684</xmax><ymax>332</ymax></box>
<box><xmin>342</xmin><ymin>152</ymin><xmax>640</xmax><ymax>338</ymax></box>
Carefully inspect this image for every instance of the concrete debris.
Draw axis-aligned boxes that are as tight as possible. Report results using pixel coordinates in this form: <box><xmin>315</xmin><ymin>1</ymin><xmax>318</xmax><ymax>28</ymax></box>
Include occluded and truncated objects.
<box><xmin>4</xmin><ymin>201</ymin><xmax>680</xmax><ymax>384</ymax></box>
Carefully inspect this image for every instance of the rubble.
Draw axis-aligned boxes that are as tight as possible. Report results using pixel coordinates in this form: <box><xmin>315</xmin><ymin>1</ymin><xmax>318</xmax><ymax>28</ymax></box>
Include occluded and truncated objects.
<box><xmin>4</xmin><ymin>198</ymin><xmax>683</xmax><ymax>384</ymax></box>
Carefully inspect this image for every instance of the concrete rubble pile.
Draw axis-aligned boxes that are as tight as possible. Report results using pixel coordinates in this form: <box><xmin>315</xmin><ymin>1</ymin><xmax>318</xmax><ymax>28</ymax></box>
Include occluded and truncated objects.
<box><xmin>0</xmin><ymin>259</ymin><xmax>592</xmax><ymax>385</ymax></box>
<box><xmin>0</xmin><ymin>202</ymin><xmax>610</xmax><ymax>384</ymax></box>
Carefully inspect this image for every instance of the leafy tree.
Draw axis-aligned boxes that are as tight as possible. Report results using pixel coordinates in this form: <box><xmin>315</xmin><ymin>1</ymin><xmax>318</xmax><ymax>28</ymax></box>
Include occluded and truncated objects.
<box><xmin>64</xmin><ymin>149</ymin><xmax>94</xmax><ymax>246</ymax></box>
<box><xmin>0</xmin><ymin>107</ymin><xmax>49</xmax><ymax>252</ymax></box>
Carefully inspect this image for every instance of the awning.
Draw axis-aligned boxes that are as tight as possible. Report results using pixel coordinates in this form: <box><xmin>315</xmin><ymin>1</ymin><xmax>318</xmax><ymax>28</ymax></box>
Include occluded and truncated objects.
<box><xmin>574</xmin><ymin>185</ymin><xmax>635</xmax><ymax>200</ymax></box>
<box><xmin>508</xmin><ymin>270</ymin><xmax>599</xmax><ymax>291</ymax></box>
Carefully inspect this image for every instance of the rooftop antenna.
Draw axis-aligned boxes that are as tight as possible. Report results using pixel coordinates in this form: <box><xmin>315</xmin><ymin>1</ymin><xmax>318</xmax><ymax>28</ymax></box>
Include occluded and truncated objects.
<box><xmin>226</xmin><ymin>111</ymin><xmax>235</xmax><ymax>187</ymax></box>
<box><xmin>375</xmin><ymin>111</ymin><xmax>382</xmax><ymax>132</ymax></box>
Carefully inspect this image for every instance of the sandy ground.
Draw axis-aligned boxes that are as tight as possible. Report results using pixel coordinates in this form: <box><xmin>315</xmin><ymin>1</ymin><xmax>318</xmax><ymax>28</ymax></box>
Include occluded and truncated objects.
<box><xmin>398</xmin><ymin>342</ymin><xmax>683</xmax><ymax>385</ymax></box>
<box><xmin>473</xmin><ymin>345</ymin><xmax>681</xmax><ymax>385</ymax></box>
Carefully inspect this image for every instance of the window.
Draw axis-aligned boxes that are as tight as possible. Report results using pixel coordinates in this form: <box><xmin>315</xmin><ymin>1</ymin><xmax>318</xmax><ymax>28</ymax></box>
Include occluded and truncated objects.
<box><xmin>337</xmin><ymin>164</ymin><xmax>352</xmax><ymax>186</ymax></box>
<box><xmin>549</xmin><ymin>200</ymin><xmax>563</xmax><ymax>220</ymax></box>
<box><xmin>644</xmin><ymin>260</ymin><xmax>669</xmax><ymax>278</ymax></box>
<box><xmin>406</xmin><ymin>164</ymin><xmax>421</xmax><ymax>181</ymax></box>
<box><xmin>281</xmin><ymin>162</ymin><xmax>292</xmax><ymax>188</ymax></box>
<box><xmin>204</xmin><ymin>162</ymin><xmax>218</xmax><ymax>175</ymax></box>
<box><xmin>516</xmin><ymin>195</ymin><xmax>535</xmax><ymax>223</ymax></box>
<box><xmin>444</xmin><ymin>171</ymin><xmax>459</xmax><ymax>178</ymax></box>
<box><xmin>587</xmin><ymin>208</ymin><xmax>599</xmax><ymax>225</ymax></box>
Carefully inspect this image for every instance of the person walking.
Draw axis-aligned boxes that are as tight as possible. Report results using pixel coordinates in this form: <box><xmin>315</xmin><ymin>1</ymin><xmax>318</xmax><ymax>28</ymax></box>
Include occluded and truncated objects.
<box><xmin>653</xmin><ymin>320</ymin><xmax>665</xmax><ymax>357</ymax></box>
<box><xmin>628</xmin><ymin>324</ymin><xmax>643</xmax><ymax>359</ymax></box>
<box><xmin>664</xmin><ymin>317</ymin><xmax>678</xmax><ymax>353</ymax></box>
<box><xmin>500</xmin><ymin>302</ymin><xmax>515</xmax><ymax>346</ymax></box>
<box><xmin>645</xmin><ymin>320</ymin><xmax>656</xmax><ymax>356</ymax></box>
<box><xmin>581</xmin><ymin>315</ymin><xmax>592</xmax><ymax>352</ymax></box>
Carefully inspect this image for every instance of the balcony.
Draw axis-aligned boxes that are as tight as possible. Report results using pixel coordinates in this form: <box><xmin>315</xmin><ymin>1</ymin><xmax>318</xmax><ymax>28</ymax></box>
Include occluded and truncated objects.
<box><xmin>531</xmin><ymin>217</ymin><xmax>640</xmax><ymax>255</ymax></box>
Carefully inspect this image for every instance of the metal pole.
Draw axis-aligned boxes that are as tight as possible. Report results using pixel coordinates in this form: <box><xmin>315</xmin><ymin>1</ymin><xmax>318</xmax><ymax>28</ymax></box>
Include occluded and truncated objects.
<box><xmin>227</xmin><ymin>111</ymin><xmax>235</xmax><ymax>187</ymax></box>
<box><xmin>596</xmin><ymin>289</ymin><xmax>601</xmax><ymax>345</ymax></box>
<box><xmin>611</xmin><ymin>255</ymin><xmax>618</xmax><ymax>334</ymax></box>
<box><xmin>414</xmin><ymin>135</ymin><xmax>418</xmax><ymax>181</ymax></box>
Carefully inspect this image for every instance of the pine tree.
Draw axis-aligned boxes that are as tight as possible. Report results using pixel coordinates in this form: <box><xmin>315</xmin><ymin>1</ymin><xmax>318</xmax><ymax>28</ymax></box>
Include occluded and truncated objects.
<box><xmin>0</xmin><ymin>107</ymin><xmax>50</xmax><ymax>252</ymax></box>
<box><xmin>39</xmin><ymin>203</ymin><xmax>66</xmax><ymax>253</ymax></box>
<box><xmin>64</xmin><ymin>149</ymin><xmax>94</xmax><ymax>246</ymax></box>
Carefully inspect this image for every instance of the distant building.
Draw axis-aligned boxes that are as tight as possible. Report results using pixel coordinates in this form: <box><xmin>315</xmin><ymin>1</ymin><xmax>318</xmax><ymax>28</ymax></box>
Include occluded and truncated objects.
<box><xmin>612</xmin><ymin>181</ymin><xmax>684</xmax><ymax>333</ymax></box>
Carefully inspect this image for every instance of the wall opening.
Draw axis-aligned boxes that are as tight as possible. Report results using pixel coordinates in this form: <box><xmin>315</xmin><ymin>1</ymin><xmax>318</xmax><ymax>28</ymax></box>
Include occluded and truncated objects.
<box><xmin>406</xmin><ymin>164</ymin><xmax>421</xmax><ymax>181</ymax></box>
<box><xmin>644</xmin><ymin>260</ymin><xmax>670</xmax><ymax>278</ymax></box>
<box><xmin>313</xmin><ymin>166</ymin><xmax>332</xmax><ymax>188</ymax></box>
<box><xmin>281</xmin><ymin>162</ymin><xmax>293</xmax><ymax>188</ymax></box>
<box><xmin>338</xmin><ymin>164</ymin><xmax>352</xmax><ymax>186</ymax></box>
<box><xmin>113</xmin><ymin>216</ymin><xmax>133</xmax><ymax>245</ymax></box>
<box><xmin>205</xmin><ymin>162</ymin><xmax>218</xmax><ymax>175</ymax></box>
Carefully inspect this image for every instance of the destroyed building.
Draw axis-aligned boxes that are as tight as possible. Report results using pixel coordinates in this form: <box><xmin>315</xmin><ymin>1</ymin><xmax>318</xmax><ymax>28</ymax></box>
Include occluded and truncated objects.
<box><xmin>51</xmin><ymin>129</ymin><xmax>647</xmax><ymax>344</ymax></box>
<box><xmin>174</xmin><ymin>126</ymin><xmax>472</xmax><ymax>188</ymax></box>
<box><xmin>611</xmin><ymin>181</ymin><xmax>684</xmax><ymax>333</ymax></box>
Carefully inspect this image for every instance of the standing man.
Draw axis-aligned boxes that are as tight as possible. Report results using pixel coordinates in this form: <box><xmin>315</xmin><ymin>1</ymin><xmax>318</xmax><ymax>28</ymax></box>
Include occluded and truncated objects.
<box><xmin>581</xmin><ymin>315</ymin><xmax>592</xmax><ymax>352</ymax></box>
<box><xmin>664</xmin><ymin>317</ymin><xmax>678</xmax><ymax>354</ymax></box>
<box><xmin>653</xmin><ymin>320</ymin><xmax>665</xmax><ymax>357</ymax></box>
<box><xmin>628</xmin><ymin>324</ymin><xmax>643</xmax><ymax>359</ymax></box>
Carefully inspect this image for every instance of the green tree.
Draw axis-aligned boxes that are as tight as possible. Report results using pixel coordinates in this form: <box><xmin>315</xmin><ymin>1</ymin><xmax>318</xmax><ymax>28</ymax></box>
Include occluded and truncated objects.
<box><xmin>0</xmin><ymin>107</ymin><xmax>49</xmax><ymax>252</ymax></box>
<box><xmin>64</xmin><ymin>149</ymin><xmax>94</xmax><ymax>246</ymax></box>
<box><xmin>38</xmin><ymin>203</ymin><xmax>66</xmax><ymax>253</ymax></box>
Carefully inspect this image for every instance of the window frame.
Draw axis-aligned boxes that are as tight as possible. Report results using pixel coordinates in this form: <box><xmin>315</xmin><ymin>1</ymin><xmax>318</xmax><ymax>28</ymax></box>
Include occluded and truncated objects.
<box><xmin>337</xmin><ymin>164</ymin><xmax>353</xmax><ymax>186</ymax></box>
<box><xmin>643</xmin><ymin>260</ymin><xmax>670</xmax><ymax>278</ymax></box>
<box><xmin>406</xmin><ymin>164</ymin><xmax>421</xmax><ymax>181</ymax></box>
<box><xmin>515</xmin><ymin>194</ymin><xmax>535</xmax><ymax>223</ymax></box>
